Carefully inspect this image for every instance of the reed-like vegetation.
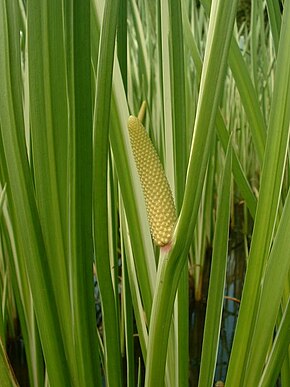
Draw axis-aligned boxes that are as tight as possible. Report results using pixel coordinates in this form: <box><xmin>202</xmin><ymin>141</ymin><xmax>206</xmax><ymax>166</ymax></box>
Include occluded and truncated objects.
<box><xmin>0</xmin><ymin>0</ymin><xmax>290</xmax><ymax>386</ymax></box>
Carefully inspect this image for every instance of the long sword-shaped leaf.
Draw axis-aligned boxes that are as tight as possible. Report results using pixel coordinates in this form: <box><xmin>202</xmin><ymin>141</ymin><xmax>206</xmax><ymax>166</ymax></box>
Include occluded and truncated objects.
<box><xmin>66</xmin><ymin>0</ymin><xmax>101</xmax><ymax>385</ymax></box>
<box><xmin>0</xmin><ymin>1</ymin><xmax>70</xmax><ymax>385</ymax></box>
<box><xmin>26</xmin><ymin>2</ymin><xmax>77</xmax><ymax>381</ymax></box>
<box><xmin>110</xmin><ymin>58</ymin><xmax>156</xmax><ymax>319</ymax></box>
<box><xmin>1</xmin><ymin>139</ymin><xmax>44</xmax><ymax>387</ymax></box>
<box><xmin>243</xmin><ymin>189</ymin><xmax>290</xmax><ymax>384</ymax></box>
<box><xmin>201</xmin><ymin>0</ymin><xmax>267</xmax><ymax>165</ymax></box>
<box><xmin>92</xmin><ymin>0</ymin><xmax>156</xmax><ymax>340</ymax></box>
<box><xmin>226</xmin><ymin>1</ymin><xmax>290</xmax><ymax>384</ymax></box>
<box><xmin>181</xmin><ymin>2</ymin><xmax>257</xmax><ymax>217</ymax></box>
<box><xmin>167</xmin><ymin>2</ymin><xmax>188</xmax><ymax>384</ymax></box>
<box><xmin>258</xmin><ymin>298</ymin><xmax>290</xmax><ymax>387</ymax></box>
<box><xmin>198</xmin><ymin>143</ymin><xmax>232</xmax><ymax>387</ymax></box>
<box><xmin>145</xmin><ymin>1</ymin><xmax>238</xmax><ymax>385</ymax></box>
<box><xmin>93</xmin><ymin>1</ymin><xmax>122</xmax><ymax>386</ymax></box>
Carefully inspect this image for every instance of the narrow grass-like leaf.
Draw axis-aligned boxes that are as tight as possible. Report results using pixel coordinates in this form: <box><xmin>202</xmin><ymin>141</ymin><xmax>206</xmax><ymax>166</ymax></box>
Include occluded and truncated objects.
<box><xmin>181</xmin><ymin>2</ymin><xmax>257</xmax><ymax>217</ymax></box>
<box><xmin>0</xmin><ymin>338</ymin><xmax>19</xmax><ymax>387</ymax></box>
<box><xmin>0</xmin><ymin>191</ymin><xmax>6</xmax><ymax>343</ymax></box>
<box><xmin>198</xmin><ymin>142</ymin><xmax>232</xmax><ymax>387</ymax></box>
<box><xmin>110</xmin><ymin>60</ymin><xmax>156</xmax><ymax>317</ymax></box>
<box><xmin>1</xmin><ymin>1</ymin><xmax>289</xmax><ymax>386</ymax></box>
<box><xmin>68</xmin><ymin>0</ymin><xmax>101</xmax><ymax>384</ymax></box>
<box><xmin>280</xmin><ymin>349</ymin><xmax>290</xmax><ymax>387</ymax></box>
<box><xmin>121</xmin><ymin>208</ymin><xmax>149</xmax><ymax>360</ymax></box>
<box><xmin>0</xmin><ymin>205</ymin><xmax>44</xmax><ymax>387</ymax></box>
<box><xmin>168</xmin><ymin>3</ymin><xmax>188</xmax><ymax>384</ymax></box>
<box><xmin>0</xmin><ymin>144</ymin><xmax>44</xmax><ymax>387</ymax></box>
<box><xmin>201</xmin><ymin>0</ymin><xmax>267</xmax><ymax>166</ymax></box>
<box><xmin>93</xmin><ymin>1</ymin><xmax>122</xmax><ymax>386</ymax></box>
<box><xmin>26</xmin><ymin>2</ymin><xmax>76</xmax><ymax>380</ymax></box>
<box><xmin>215</xmin><ymin>112</ymin><xmax>257</xmax><ymax>217</ymax></box>
<box><xmin>117</xmin><ymin>0</ymin><xmax>128</xmax><ymax>93</ymax></box>
<box><xmin>227</xmin><ymin>36</ymin><xmax>266</xmax><ymax>166</ymax></box>
<box><xmin>265</xmin><ymin>0</ymin><xmax>282</xmax><ymax>54</ymax></box>
<box><xmin>0</xmin><ymin>186</ymin><xmax>6</xmax><ymax>213</ymax></box>
<box><xmin>243</xmin><ymin>188</ymin><xmax>290</xmax><ymax>385</ymax></box>
<box><xmin>258</xmin><ymin>298</ymin><xmax>290</xmax><ymax>387</ymax></box>
<box><xmin>226</xmin><ymin>1</ymin><xmax>290</xmax><ymax>384</ymax></box>
<box><xmin>145</xmin><ymin>1</ymin><xmax>238</xmax><ymax>385</ymax></box>
<box><xmin>121</xmin><ymin>244</ymin><xmax>135</xmax><ymax>387</ymax></box>
<box><xmin>110</xmin><ymin>89</ymin><xmax>153</xmax><ymax>364</ymax></box>
<box><xmin>250</xmin><ymin>1</ymin><xmax>259</xmax><ymax>90</ymax></box>
<box><xmin>0</xmin><ymin>1</ymin><xmax>70</xmax><ymax>384</ymax></box>
<box><xmin>128</xmin><ymin>0</ymin><xmax>150</xmax><ymax>94</ymax></box>
<box><xmin>168</xmin><ymin>1</ymin><xmax>187</xmax><ymax>204</ymax></box>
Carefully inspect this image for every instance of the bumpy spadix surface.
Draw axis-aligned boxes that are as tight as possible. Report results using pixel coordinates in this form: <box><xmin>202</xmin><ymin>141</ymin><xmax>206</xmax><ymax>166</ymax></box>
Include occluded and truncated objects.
<box><xmin>128</xmin><ymin>115</ymin><xmax>176</xmax><ymax>246</ymax></box>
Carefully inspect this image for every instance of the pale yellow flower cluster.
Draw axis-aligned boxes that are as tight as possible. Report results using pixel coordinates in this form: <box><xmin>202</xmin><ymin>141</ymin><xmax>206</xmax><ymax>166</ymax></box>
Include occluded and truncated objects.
<box><xmin>128</xmin><ymin>115</ymin><xmax>176</xmax><ymax>246</ymax></box>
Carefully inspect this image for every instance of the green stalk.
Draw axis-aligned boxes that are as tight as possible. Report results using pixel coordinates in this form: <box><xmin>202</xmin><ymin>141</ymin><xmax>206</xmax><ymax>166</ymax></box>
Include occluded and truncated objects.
<box><xmin>145</xmin><ymin>1</ymin><xmax>238</xmax><ymax>384</ymax></box>
<box><xmin>198</xmin><ymin>141</ymin><xmax>232</xmax><ymax>387</ymax></box>
<box><xmin>117</xmin><ymin>0</ymin><xmax>128</xmax><ymax>93</ymax></box>
<box><xmin>215</xmin><ymin>112</ymin><xmax>257</xmax><ymax>217</ymax></box>
<box><xmin>259</xmin><ymin>298</ymin><xmax>290</xmax><ymax>387</ymax></box>
<box><xmin>0</xmin><ymin>186</ymin><xmax>5</xmax><ymax>215</ymax></box>
<box><xmin>121</xmin><ymin>205</ymin><xmax>149</xmax><ymax>360</ymax></box>
<box><xmin>250</xmin><ymin>0</ymin><xmax>259</xmax><ymax>90</ymax></box>
<box><xmin>265</xmin><ymin>0</ymin><xmax>282</xmax><ymax>54</ymax></box>
<box><xmin>243</xmin><ymin>188</ymin><xmax>290</xmax><ymax>385</ymax></box>
<box><xmin>93</xmin><ymin>1</ymin><xmax>122</xmax><ymax>386</ymax></box>
<box><xmin>121</xmin><ymin>245</ymin><xmax>135</xmax><ymax>387</ymax></box>
<box><xmin>168</xmin><ymin>0</ymin><xmax>187</xmax><ymax>204</ymax></box>
<box><xmin>68</xmin><ymin>1</ymin><xmax>100</xmax><ymax>385</ymax></box>
<box><xmin>168</xmin><ymin>1</ymin><xmax>188</xmax><ymax>384</ymax></box>
<box><xmin>0</xmin><ymin>187</ymin><xmax>7</xmax><ymax>344</ymax></box>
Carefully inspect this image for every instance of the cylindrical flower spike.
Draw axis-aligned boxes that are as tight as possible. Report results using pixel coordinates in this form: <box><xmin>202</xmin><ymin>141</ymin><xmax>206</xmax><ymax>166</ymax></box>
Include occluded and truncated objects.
<box><xmin>128</xmin><ymin>114</ymin><xmax>176</xmax><ymax>247</ymax></box>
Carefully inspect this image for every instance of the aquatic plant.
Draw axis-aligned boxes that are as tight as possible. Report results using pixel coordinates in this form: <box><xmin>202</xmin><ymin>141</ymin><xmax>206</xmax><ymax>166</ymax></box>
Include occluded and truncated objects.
<box><xmin>0</xmin><ymin>0</ymin><xmax>289</xmax><ymax>386</ymax></box>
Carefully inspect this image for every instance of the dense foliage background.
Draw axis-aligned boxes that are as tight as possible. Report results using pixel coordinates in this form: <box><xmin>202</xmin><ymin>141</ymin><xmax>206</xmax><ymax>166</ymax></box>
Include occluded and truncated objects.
<box><xmin>0</xmin><ymin>0</ymin><xmax>289</xmax><ymax>386</ymax></box>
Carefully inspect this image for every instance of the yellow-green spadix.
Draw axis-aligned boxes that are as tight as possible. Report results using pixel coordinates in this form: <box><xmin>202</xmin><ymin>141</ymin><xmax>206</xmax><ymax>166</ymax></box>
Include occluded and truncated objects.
<box><xmin>127</xmin><ymin>114</ymin><xmax>176</xmax><ymax>247</ymax></box>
